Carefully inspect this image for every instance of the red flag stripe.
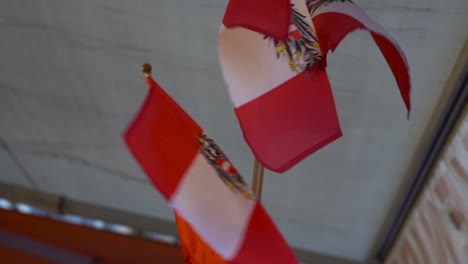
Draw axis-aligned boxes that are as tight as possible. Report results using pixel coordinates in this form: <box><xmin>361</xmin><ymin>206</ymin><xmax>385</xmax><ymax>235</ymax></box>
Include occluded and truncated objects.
<box><xmin>232</xmin><ymin>204</ymin><xmax>298</xmax><ymax>264</ymax></box>
<box><xmin>124</xmin><ymin>78</ymin><xmax>202</xmax><ymax>199</ymax></box>
<box><xmin>235</xmin><ymin>71</ymin><xmax>342</xmax><ymax>172</ymax></box>
<box><xmin>311</xmin><ymin>1</ymin><xmax>411</xmax><ymax>112</ymax></box>
<box><xmin>222</xmin><ymin>0</ymin><xmax>290</xmax><ymax>41</ymax></box>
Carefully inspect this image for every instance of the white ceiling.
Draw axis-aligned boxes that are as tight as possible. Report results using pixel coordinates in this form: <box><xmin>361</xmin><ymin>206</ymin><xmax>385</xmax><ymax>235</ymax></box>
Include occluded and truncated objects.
<box><xmin>0</xmin><ymin>0</ymin><xmax>467</xmax><ymax>262</ymax></box>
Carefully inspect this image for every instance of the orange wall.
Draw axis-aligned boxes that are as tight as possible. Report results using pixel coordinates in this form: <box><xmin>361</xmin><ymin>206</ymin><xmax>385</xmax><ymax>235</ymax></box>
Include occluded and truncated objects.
<box><xmin>0</xmin><ymin>209</ymin><xmax>184</xmax><ymax>264</ymax></box>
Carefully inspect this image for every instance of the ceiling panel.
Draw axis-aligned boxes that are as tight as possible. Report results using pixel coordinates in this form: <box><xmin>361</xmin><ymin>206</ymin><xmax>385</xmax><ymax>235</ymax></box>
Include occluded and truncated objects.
<box><xmin>0</xmin><ymin>0</ymin><xmax>467</xmax><ymax>261</ymax></box>
<box><xmin>0</xmin><ymin>145</ymin><xmax>33</xmax><ymax>188</ymax></box>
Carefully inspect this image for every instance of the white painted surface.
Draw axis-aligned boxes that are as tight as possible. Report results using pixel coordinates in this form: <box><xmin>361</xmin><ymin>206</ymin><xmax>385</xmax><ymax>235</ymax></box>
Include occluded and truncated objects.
<box><xmin>0</xmin><ymin>0</ymin><xmax>467</xmax><ymax>261</ymax></box>
<box><xmin>0</xmin><ymin>147</ymin><xmax>33</xmax><ymax>188</ymax></box>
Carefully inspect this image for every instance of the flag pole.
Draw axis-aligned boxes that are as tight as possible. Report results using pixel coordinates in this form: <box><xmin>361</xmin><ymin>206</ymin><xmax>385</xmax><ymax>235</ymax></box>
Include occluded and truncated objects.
<box><xmin>251</xmin><ymin>159</ymin><xmax>265</xmax><ymax>201</ymax></box>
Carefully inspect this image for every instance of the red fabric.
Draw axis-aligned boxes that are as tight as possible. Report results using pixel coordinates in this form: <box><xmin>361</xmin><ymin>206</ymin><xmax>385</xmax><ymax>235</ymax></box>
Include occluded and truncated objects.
<box><xmin>371</xmin><ymin>33</ymin><xmax>411</xmax><ymax>113</ymax></box>
<box><xmin>290</xmin><ymin>30</ymin><xmax>302</xmax><ymax>40</ymax></box>
<box><xmin>222</xmin><ymin>0</ymin><xmax>291</xmax><ymax>41</ymax></box>
<box><xmin>228</xmin><ymin>167</ymin><xmax>237</xmax><ymax>174</ymax></box>
<box><xmin>175</xmin><ymin>212</ymin><xmax>230</xmax><ymax>264</ymax></box>
<box><xmin>235</xmin><ymin>71</ymin><xmax>342</xmax><ymax>172</ymax></box>
<box><xmin>124</xmin><ymin>77</ymin><xmax>202</xmax><ymax>199</ymax></box>
<box><xmin>313</xmin><ymin>12</ymin><xmax>411</xmax><ymax>113</ymax></box>
<box><xmin>233</xmin><ymin>204</ymin><xmax>298</xmax><ymax>264</ymax></box>
<box><xmin>124</xmin><ymin>77</ymin><xmax>298</xmax><ymax>263</ymax></box>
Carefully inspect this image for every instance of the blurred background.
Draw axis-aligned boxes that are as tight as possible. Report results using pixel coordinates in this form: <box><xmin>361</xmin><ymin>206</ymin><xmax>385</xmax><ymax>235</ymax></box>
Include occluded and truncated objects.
<box><xmin>0</xmin><ymin>0</ymin><xmax>467</xmax><ymax>263</ymax></box>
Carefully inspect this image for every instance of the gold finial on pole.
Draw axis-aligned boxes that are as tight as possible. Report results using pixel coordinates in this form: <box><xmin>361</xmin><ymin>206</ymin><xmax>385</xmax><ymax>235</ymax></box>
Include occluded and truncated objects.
<box><xmin>141</xmin><ymin>63</ymin><xmax>152</xmax><ymax>77</ymax></box>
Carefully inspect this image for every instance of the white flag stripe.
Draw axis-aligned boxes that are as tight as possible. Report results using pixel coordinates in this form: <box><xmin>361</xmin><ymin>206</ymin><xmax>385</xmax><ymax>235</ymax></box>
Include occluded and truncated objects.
<box><xmin>219</xmin><ymin>27</ymin><xmax>297</xmax><ymax>108</ymax></box>
<box><xmin>219</xmin><ymin>0</ymin><xmax>313</xmax><ymax>108</ymax></box>
<box><xmin>170</xmin><ymin>151</ymin><xmax>256</xmax><ymax>260</ymax></box>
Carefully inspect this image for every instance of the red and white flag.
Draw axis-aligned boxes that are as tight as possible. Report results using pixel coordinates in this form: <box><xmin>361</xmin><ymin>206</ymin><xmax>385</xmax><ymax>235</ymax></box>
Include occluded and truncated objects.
<box><xmin>218</xmin><ymin>0</ymin><xmax>411</xmax><ymax>173</ymax></box>
<box><xmin>309</xmin><ymin>0</ymin><xmax>411</xmax><ymax>110</ymax></box>
<box><xmin>124</xmin><ymin>76</ymin><xmax>298</xmax><ymax>264</ymax></box>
